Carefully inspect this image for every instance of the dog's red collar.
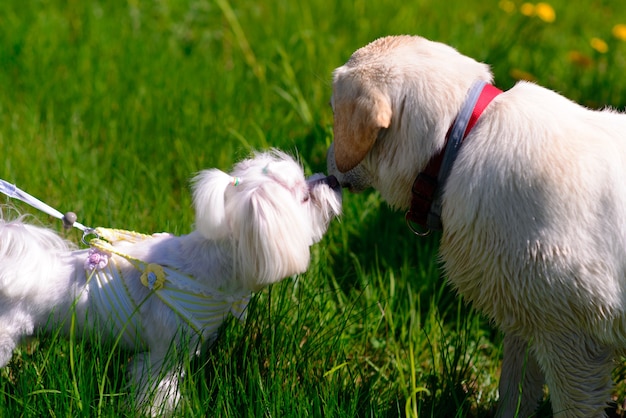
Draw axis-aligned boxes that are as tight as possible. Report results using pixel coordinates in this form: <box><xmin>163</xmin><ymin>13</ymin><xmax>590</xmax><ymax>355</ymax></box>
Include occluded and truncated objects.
<box><xmin>406</xmin><ymin>81</ymin><xmax>502</xmax><ymax>235</ymax></box>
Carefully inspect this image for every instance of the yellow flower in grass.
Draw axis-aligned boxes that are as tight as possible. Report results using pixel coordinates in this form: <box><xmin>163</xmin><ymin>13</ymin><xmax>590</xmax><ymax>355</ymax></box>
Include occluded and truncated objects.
<box><xmin>141</xmin><ymin>263</ymin><xmax>166</xmax><ymax>291</ymax></box>
<box><xmin>499</xmin><ymin>0</ymin><xmax>516</xmax><ymax>14</ymax></box>
<box><xmin>613</xmin><ymin>24</ymin><xmax>626</xmax><ymax>41</ymax></box>
<box><xmin>590</xmin><ymin>37</ymin><xmax>609</xmax><ymax>53</ymax></box>
<box><xmin>510</xmin><ymin>68</ymin><xmax>536</xmax><ymax>82</ymax></box>
<box><xmin>520</xmin><ymin>3</ymin><xmax>535</xmax><ymax>16</ymax></box>
<box><xmin>535</xmin><ymin>3</ymin><xmax>556</xmax><ymax>23</ymax></box>
<box><xmin>568</xmin><ymin>50</ymin><xmax>593</xmax><ymax>68</ymax></box>
<box><xmin>520</xmin><ymin>2</ymin><xmax>556</xmax><ymax>22</ymax></box>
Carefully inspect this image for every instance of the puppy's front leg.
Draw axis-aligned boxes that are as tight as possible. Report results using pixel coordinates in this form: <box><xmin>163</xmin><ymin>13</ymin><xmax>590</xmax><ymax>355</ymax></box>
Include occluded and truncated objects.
<box><xmin>496</xmin><ymin>334</ymin><xmax>544</xmax><ymax>417</ymax></box>
<box><xmin>128</xmin><ymin>352</ymin><xmax>183</xmax><ymax>417</ymax></box>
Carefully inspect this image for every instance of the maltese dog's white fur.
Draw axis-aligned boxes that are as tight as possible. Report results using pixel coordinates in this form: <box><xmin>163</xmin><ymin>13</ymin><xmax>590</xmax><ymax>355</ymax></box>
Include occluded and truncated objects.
<box><xmin>0</xmin><ymin>150</ymin><xmax>342</xmax><ymax>415</ymax></box>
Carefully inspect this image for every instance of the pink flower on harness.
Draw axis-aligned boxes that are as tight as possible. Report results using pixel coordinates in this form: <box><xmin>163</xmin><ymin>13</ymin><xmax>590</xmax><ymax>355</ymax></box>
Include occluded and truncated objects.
<box><xmin>85</xmin><ymin>248</ymin><xmax>110</xmax><ymax>271</ymax></box>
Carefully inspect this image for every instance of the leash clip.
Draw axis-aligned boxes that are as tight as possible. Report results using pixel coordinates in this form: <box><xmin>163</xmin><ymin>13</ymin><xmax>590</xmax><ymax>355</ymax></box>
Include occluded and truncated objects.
<box><xmin>81</xmin><ymin>228</ymin><xmax>101</xmax><ymax>246</ymax></box>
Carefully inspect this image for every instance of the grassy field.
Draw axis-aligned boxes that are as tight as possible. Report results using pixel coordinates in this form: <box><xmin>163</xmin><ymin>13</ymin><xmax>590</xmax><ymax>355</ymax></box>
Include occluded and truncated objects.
<box><xmin>2</xmin><ymin>0</ymin><xmax>626</xmax><ymax>416</ymax></box>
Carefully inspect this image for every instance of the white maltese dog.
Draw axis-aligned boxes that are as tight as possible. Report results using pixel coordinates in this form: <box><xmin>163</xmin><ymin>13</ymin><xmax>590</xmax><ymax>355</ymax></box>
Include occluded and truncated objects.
<box><xmin>0</xmin><ymin>150</ymin><xmax>341</xmax><ymax>415</ymax></box>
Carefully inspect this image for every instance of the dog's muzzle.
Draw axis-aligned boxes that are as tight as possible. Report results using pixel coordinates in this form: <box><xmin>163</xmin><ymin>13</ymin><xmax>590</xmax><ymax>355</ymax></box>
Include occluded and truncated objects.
<box><xmin>307</xmin><ymin>175</ymin><xmax>341</xmax><ymax>191</ymax></box>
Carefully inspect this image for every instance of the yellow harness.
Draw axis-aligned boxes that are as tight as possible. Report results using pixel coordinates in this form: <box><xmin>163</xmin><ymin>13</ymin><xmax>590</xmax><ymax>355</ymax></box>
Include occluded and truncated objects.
<box><xmin>85</xmin><ymin>228</ymin><xmax>249</xmax><ymax>346</ymax></box>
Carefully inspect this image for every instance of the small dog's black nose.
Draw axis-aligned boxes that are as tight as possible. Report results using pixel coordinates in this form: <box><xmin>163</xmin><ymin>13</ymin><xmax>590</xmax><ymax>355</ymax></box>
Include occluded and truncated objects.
<box><xmin>325</xmin><ymin>175</ymin><xmax>340</xmax><ymax>190</ymax></box>
<box><xmin>307</xmin><ymin>175</ymin><xmax>341</xmax><ymax>191</ymax></box>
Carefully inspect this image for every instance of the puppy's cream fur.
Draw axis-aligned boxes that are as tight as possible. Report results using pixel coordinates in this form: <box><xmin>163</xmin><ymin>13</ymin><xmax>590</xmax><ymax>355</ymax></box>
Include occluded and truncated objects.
<box><xmin>328</xmin><ymin>35</ymin><xmax>626</xmax><ymax>417</ymax></box>
<box><xmin>0</xmin><ymin>150</ymin><xmax>341</xmax><ymax>415</ymax></box>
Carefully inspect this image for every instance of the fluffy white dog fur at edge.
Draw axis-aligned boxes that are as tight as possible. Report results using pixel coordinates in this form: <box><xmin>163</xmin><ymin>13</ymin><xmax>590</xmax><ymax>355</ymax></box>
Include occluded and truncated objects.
<box><xmin>0</xmin><ymin>150</ymin><xmax>341</xmax><ymax>416</ymax></box>
<box><xmin>327</xmin><ymin>35</ymin><xmax>626</xmax><ymax>417</ymax></box>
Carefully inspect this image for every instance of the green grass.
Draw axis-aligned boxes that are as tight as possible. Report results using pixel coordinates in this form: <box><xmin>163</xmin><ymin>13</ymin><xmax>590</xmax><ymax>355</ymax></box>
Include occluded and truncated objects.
<box><xmin>2</xmin><ymin>0</ymin><xmax>626</xmax><ymax>416</ymax></box>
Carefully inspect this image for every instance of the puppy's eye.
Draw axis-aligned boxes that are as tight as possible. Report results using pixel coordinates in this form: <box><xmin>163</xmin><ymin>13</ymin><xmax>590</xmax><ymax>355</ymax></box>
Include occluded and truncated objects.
<box><xmin>302</xmin><ymin>192</ymin><xmax>310</xmax><ymax>203</ymax></box>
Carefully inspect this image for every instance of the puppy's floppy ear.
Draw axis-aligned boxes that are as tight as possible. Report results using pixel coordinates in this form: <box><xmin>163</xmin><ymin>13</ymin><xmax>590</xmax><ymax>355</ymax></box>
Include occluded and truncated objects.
<box><xmin>192</xmin><ymin>169</ymin><xmax>235</xmax><ymax>239</ymax></box>
<box><xmin>333</xmin><ymin>82</ymin><xmax>392</xmax><ymax>173</ymax></box>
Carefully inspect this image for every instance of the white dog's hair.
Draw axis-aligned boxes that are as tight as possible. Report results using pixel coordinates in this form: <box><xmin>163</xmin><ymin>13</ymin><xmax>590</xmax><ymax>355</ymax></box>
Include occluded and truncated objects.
<box><xmin>327</xmin><ymin>35</ymin><xmax>626</xmax><ymax>417</ymax></box>
<box><xmin>0</xmin><ymin>150</ymin><xmax>341</xmax><ymax>415</ymax></box>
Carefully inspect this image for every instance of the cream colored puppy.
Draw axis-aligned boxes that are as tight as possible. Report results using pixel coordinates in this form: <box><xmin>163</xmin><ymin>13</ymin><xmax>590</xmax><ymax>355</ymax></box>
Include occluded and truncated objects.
<box><xmin>327</xmin><ymin>35</ymin><xmax>626</xmax><ymax>417</ymax></box>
